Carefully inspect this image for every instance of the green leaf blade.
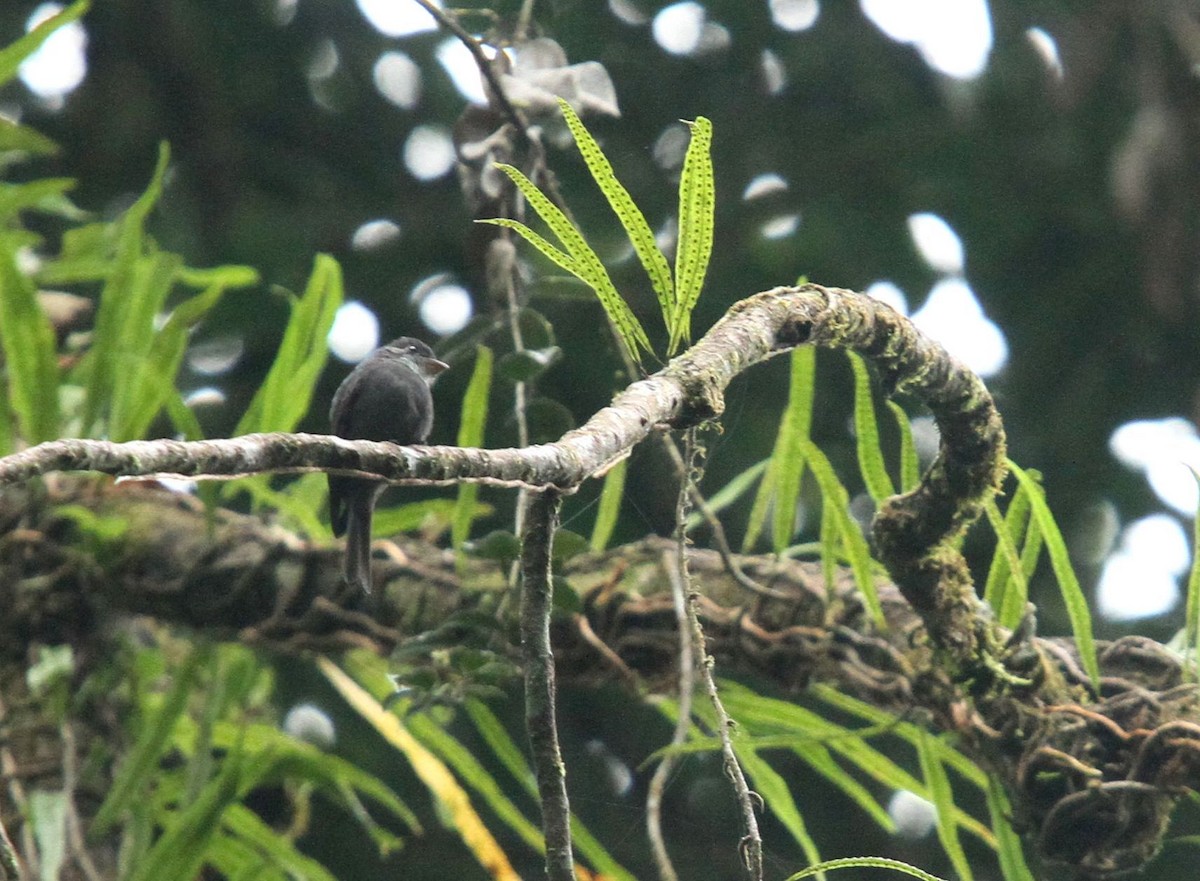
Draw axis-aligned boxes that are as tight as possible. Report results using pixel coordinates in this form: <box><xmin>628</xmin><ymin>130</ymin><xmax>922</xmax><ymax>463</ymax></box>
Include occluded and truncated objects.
<box><xmin>917</xmin><ymin>729</ymin><xmax>974</xmax><ymax>881</ymax></box>
<box><xmin>453</xmin><ymin>346</ymin><xmax>493</xmax><ymax>570</ymax></box>
<box><xmin>670</xmin><ymin>116</ymin><xmax>714</xmax><ymax>353</ymax></box>
<box><xmin>0</xmin><ymin>241</ymin><xmax>60</xmax><ymax>444</ymax></box>
<box><xmin>557</xmin><ymin>99</ymin><xmax>675</xmax><ymax>333</ymax></box>
<box><xmin>490</xmin><ymin>163</ymin><xmax>650</xmax><ymax>363</ymax></box>
<box><xmin>1008</xmin><ymin>460</ymin><xmax>1100</xmax><ymax>689</ymax></box>
<box><xmin>849</xmin><ymin>352</ymin><xmax>895</xmax><ymax>504</ymax></box>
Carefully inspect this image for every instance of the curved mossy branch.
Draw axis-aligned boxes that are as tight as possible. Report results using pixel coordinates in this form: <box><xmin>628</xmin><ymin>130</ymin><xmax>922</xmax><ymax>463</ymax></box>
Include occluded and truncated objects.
<box><xmin>0</xmin><ymin>284</ymin><xmax>1004</xmax><ymax>659</ymax></box>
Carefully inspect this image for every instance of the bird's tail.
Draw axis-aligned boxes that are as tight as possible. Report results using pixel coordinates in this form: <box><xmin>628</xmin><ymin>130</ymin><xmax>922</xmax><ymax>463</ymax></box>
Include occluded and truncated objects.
<box><xmin>343</xmin><ymin>498</ymin><xmax>374</xmax><ymax>594</ymax></box>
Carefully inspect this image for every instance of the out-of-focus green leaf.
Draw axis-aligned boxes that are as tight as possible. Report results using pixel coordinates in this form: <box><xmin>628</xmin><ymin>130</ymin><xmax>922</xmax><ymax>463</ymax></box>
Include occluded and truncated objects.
<box><xmin>1187</xmin><ymin>469</ymin><xmax>1200</xmax><ymax>677</ymax></box>
<box><xmin>28</xmin><ymin>789</ymin><xmax>67</xmax><ymax>881</ymax></box>
<box><xmin>983</xmin><ymin>495</ymin><xmax>1029</xmax><ymax>626</ymax></box>
<box><xmin>773</xmin><ymin>347</ymin><xmax>816</xmax><ymax>553</ymax></box>
<box><xmin>0</xmin><ymin>239</ymin><xmax>59</xmax><ymax>443</ymax></box>
<box><xmin>684</xmin><ymin>458</ymin><xmax>767</xmax><ymax>531</ymax></box>
<box><xmin>93</xmin><ymin>647</ymin><xmax>203</xmax><ymax>835</ymax></box>
<box><xmin>234</xmin><ymin>253</ymin><xmax>342</xmax><ymax>435</ymax></box>
<box><xmin>744</xmin><ymin>347</ymin><xmax>813</xmax><ymax>552</ymax></box>
<box><xmin>0</xmin><ymin>117</ymin><xmax>59</xmax><ymax>162</ymax></box>
<box><xmin>736</xmin><ymin>746</ymin><xmax>823</xmax><ymax>878</ymax></box>
<box><xmin>454</xmin><ymin>346</ymin><xmax>492</xmax><ymax>571</ymax></box>
<box><xmin>1008</xmin><ymin>460</ymin><xmax>1099</xmax><ymax>689</ymax></box>
<box><xmin>670</xmin><ymin>116</ymin><xmax>714</xmax><ymax>353</ymax></box>
<box><xmin>803</xmin><ymin>439</ymin><xmax>884</xmax><ymax>627</ymax></box>
<box><xmin>986</xmin><ymin>777</ymin><xmax>1035</xmax><ymax>881</ymax></box>
<box><xmin>558</xmin><ymin>98</ymin><xmax>675</xmax><ymax>340</ymax></box>
<box><xmin>917</xmin><ymin>728</ymin><xmax>973</xmax><ymax>881</ymax></box>
<box><xmin>77</xmin><ymin>142</ymin><xmax>170</xmax><ymax>437</ymax></box>
<box><xmin>375</xmin><ymin>498</ymin><xmax>492</xmax><ymax>537</ymax></box>
<box><xmin>590</xmin><ymin>457</ymin><xmax>628</xmax><ymax>551</ymax></box>
<box><xmin>463</xmin><ymin>701</ymin><xmax>637</xmax><ymax>881</ymax></box>
<box><xmin>464</xmin><ymin>529</ymin><xmax>521</xmax><ymax>564</ymax></box>
<box><xmin>126</xmin><ymin>746</ymin><xmax>243</xmax><ymax>881</ymax></box>
<box><xmin>240</xmin><ymin>473</ymin><xmax>328</xmax><ymax>539</ymax></box>
<box><xmin>0</xmin><ymin>0</ymin><xmax>90</xmax><ymax>88</ymax></box>
<box><xmin>888</xmin><ymin>401</ymin><xmax>921</xmax><ymax>492</ymax></box>
<box><xmin>0</xmin><ymin>177</ymin><xmax>77</xmax><ymax>221</ymax></box>
<box><xmin>551</xmin><ymin>529</ymin><xmax>589</xmax><ymax>563</ymax></box>
<box><xmin>849</xmin><ymin>352</ymin><xmax>895</xmax><ymax>504</ymax></box>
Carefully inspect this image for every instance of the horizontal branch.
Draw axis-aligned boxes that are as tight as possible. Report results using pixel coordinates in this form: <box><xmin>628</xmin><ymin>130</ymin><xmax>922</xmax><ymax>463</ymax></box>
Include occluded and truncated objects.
<box><xmin>0</xmin><ymin>284</ymin><xmax>999</xmax><ymax>498</ymax></box>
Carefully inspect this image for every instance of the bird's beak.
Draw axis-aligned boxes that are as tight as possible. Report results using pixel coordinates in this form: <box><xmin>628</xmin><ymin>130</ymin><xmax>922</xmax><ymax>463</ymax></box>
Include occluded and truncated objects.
<box><xmin>424</xmin><ymin>357</ymin><xmax>450</xmax><ymax>378</ymax></box>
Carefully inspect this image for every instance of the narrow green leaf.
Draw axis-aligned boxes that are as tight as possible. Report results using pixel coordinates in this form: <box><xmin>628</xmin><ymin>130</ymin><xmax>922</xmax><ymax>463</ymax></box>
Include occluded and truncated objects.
<box><xmin>453</xmin><ymin>346</ymin><xmax>492</xmax><ymax>570</ymax></box>
<box><xmin>462</xmin><ymin>701</ymin><xmax>637</xmax><ymax>881</ymax></box>
<box><xmin>684</xmin><ymin>458</ymin><xmax>768</xmax><ymax>531</ymax></box>
<box><xmin>126</xmin><ymin>748</ymin><xmax>243</xmax><ymax>881</ymax></box>
<box><xmin>0</xmin><ymin>240</ymin><xmax>59</xmax><ymax>443</ymax></box>
<box><xmin>718</xmin><ymin>683</ymin><xmax>993</xmax><ymax>845</ymax></box>
<box><xmin>0</xmin><ymin>117</ymin><xmax>60</xmax><ymax>160</ymax></box>
<box><xmin>107</xmin><ymin>251</ymin><xmax>183</xmax><ymax>441</ymax></box>
<box><xmin>93</xmin><ymin>648</ymin><xmax>203</xmax><ymax>835</ymax></box>
<box><xmin>809</xmin><ymin>685</ymin><xmax>988</xmax><ymax>789</ymax></box>
<box><xmin>789</xmin><ymin>740</ymin><xmax>895</xmax><ymax>833</ymax></box>
<box><xmin>239</xmin><ymin>474</ymin><xmax>329</xmax><ymax>539</ymax></box>
<box><xmin>0</xmin><ymin>0</ymin><xmax>90</xmax><ymax>88</ymax></box>
<box><xmin>221</xmin><ymin>806</ymin><xmax>339</xmax><ymax>881</ymax></box>
<box><xmin>1006</xmin><ymin>500</ymin><xmax>1046</xmax><ymax>625</ymax></box>
<box><xmin>803</xmin><ymin>439</ymin><xmax>884</xmax><ymax>627</ymax></box>
<box><xmin>0</xmin><ymin>177</ymin><xmax>76</xmax><ymax>220</ymax></box>
<box><xmin>785</xmin><ymin>856</ymin><xmax>950</xmax><ymax>881</ymax></box>
<box><xmin>917</xmin><ymin>729</ymin><xmax>973</xmax><ymax>881</ymax></box>
<box><xmin>670</xmin><ymin>116</ymin><xmax>714</xmax><ymax>353</ymax></box>
<box><xmin>736</xmin><ymin>747</ymin><xmax>824</xmax><ymax>878</ymax></box>
<box><xmin>558</xmin><ymin>98</ymin><xmax>675</xmax><ymax>333</ymax></box>
<box><xmin>1186</xmin><ymin>468</ymin><xmax>1200</xmax><ymax>677</ymax></box>
<box><xmin>119</xmin><ymin>278</ymin><xmax>243</xmax><ymax>440</ymax></box>
<box><xmin>849</xmin><ymin>352</ymin><xmax>895</xmax><ymax>504</ymax></box>
<box><xmin>488</xmin><ymin>163</ymin><xmax>650</xmax><ymax>362</ymax></box>
<box><xmin>985</xmin><ymin>777</ymin><xmax>1035</xmax><ymax>881</ymax></box>
<box><xmin>235</xmin><ymin>254</ymin><xmax>342</xmax><ymax>436</ymax></box>
<box><xmin>746</xmin><ymin>349</ymin><xmax>815</xmax><ymax>552</ymax></box>
<box><xmin>407</xmin><ymin>711</ymin><xmax>544</xmax><ymax>854</ymax></box>
<box><xmin>1008</xmin><ymin>460</ymin><xmax>1100</xmax><ymax>689</ymax></box>
<box><xmin>818</xmin><ymin>498</ymin><xmax>838</xmax><ymax>598</ymax></box>
<box><xmin>478</xmin><ymin>217</ymin><xmax>579</xmax><ymax>277</ymax></box>
<box><xmin>79</xmin><ymin>141</ymin><xmax>170</xmax><ymax>436</ymax></box>
<box><xmin>773</xmin><ymin>347</ymin><xmax>816</xmax><ymax>553</ymax></box>
<box><xmin>982</xmin><ymin>496</ymin><xmax>1027</xmax><ymax>621</ymax></box>
<box><xmin>743</xmin><ymin>457</ymin><xmax>778</xmax><ymax>552</ymax></box>
<box><xmin>590</xmin><ymin>457</ymin><xmax>628</xmax><ymax>551</ymax></box>
<box><xmin>888</xmin><ymin>401</ymin><xmax>921</xmax><ymax>492</ymax></box>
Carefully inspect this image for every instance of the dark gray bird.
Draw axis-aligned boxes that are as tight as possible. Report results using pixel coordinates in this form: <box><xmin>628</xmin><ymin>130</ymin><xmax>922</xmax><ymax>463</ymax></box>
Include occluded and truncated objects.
<box><xmin>329</xmin><ymin>336</ymin><xmax>448</xmax><ymax>592</ymax></box>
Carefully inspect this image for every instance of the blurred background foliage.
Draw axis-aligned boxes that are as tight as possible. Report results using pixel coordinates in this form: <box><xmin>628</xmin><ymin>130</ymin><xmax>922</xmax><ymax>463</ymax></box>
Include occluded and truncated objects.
<box><xmin>3</xmin><ymin>1</ymin><xmax>1200</xmax><ymax>876</ymax></box>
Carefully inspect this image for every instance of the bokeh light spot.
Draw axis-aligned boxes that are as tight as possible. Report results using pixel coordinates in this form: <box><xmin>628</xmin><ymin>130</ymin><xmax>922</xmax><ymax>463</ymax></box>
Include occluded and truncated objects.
<box><xmin>907</xmin><ymin>212</ymin><xmax>965</xmax><ymax>275</ymax></box>
<box><xmin>374</xmin><ymin>51</ymin><xmax>422</xmax><ymax>109</ymax></box>
<box><xmin>356</xmin><ymin>0</ymin><xmax>438</xmax><ymax>37</ymax></box>
<box><xmin>770</xmin><ymin>0</ymin><xmax>820</xmax><ymax>32</ymax></box>
<box><xmin>351</xmin><ymin>218</ymin><xmax>402</xmax><ymax>251</ymax></box>
<box><xmin>328</xmin><ymin>301</ymin><xmax>381</xmax><ymax>362</ymax></box>
<box><xmin>403</xmin><ymin>125</ymin><xmax>456</xmax><ymax>181</ymax></box>
<box><xmin>20</xmin><ymin>4</ymin><xmax>88</xmax><ymax>102</ymax></box>
<box><xmin>910</xmin><ymin>278</ymin><xmax>1007</xmax><ymax>377</ymax></box>
<box><xmin>652</xmin><ymin>2</ymin><xmax>705</xmax><ymax>55</ymax></box>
